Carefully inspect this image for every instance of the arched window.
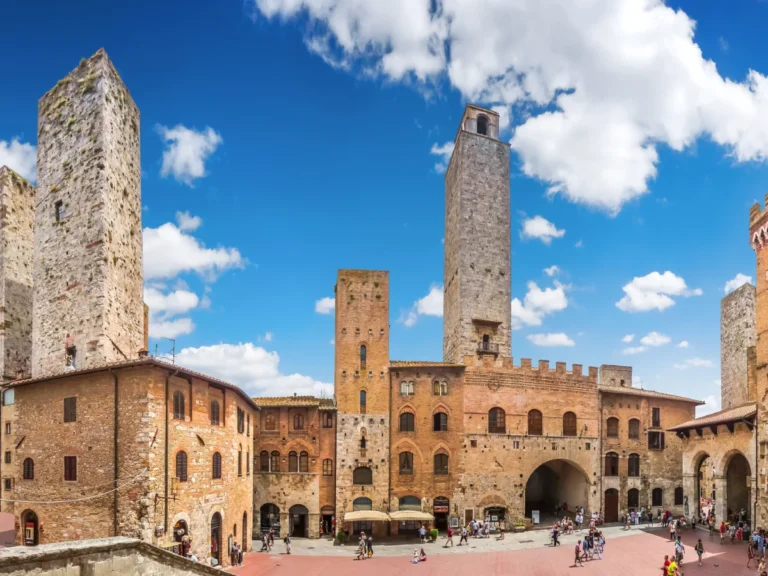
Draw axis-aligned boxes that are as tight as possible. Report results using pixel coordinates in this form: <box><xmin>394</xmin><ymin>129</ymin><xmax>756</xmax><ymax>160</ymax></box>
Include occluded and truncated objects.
<box><xmin>399</xmin><ymin>452</ymin><xmax>413</xmax><ymax>475</ymax></box>
<box><xmin>563</xmin><ymin>412</ymin><xmax>577</xmax><ymax>436</ymax></box>
<box><xmin>400</xmin><ymin>381</ymin><xmax>414</xmax><ymax>396</ymax></box>
<box><xmin>433</xmin><ymin>412</ymin><xmax>448</xmax><ymax>432</ymax></box>
<box><xmin>176</xmin><ymin>451</ymin><xmax>188</xmax><ymax>482</ymax></box>
<box><xmin>260</xmin><ymin>451</ymin><xmax>269</xmax><ymax>472</ymax></box>
<box><xmin>360</xmin><ymin>390</ymin><xmax>366</xmax><ymax>414</ymax></box>
<box><xmin>22</xmin><ymin>458</ymin><xmax>34</xmax><ymax>480</ymax></box>
<box><xmin>353</xmin><ymin>497</ymin><xmax>372</xmax><ymax>511</ymax></box>
<box><xmin>628</xmin><ymin>418</ymin><xmax>640</xmax><ymax>440</ymax></box>
<box><xmin>270</xmin><ymin>450</ymin><xmax>280</xmax><ymax>473</ymax></box>
<box><xmin>628</xmin><ymin>488</ymin><xmax>639</xmax><ymax>510</ymax></box>
<box><xmin>299</xmin><ymin>451</ymin><xmax>309</xmax><ymax>473</ymax></box>
<box><xmin>289</xmin><ymin>451</ymin><xmax>298</xmax><ymax>473</ymax></box>
<box><xmin>605</xmin><ymin>452</ymin><xmax>619</xmax><ymax>476</ymax></box>
<box><xmin>433</xmin><ymin>380</ymin><xmax>448</xmax><ymax>396</ymax></box>
<box><xmin>212</xmin><ymin>452</ymin><xmax>222</xmax><ymax>479</ymax></box>
<box><xmin>293</xmin><ymin>413</ymin><xmax>304</xmax><ymax>430</ymax></box>
<box><xmin>477</xmin><ymin>114</ymin><xmax>489</xmax><ymax>136</ymax></box>
<box><xmin>399</xmin><ymin>412</ymin><xmax>415</xmax><ymax>432</ymax></box>
<box><xmin>652</xmin><ymin>488</ymin><xmax>663</xmax><ymax>507</ymax></box>
<box><xmin>265</xmin><ymin>413</ymin><xmax>276</xmax><ymax>431</ymax></box>
<box><xmin>528</xmin><ymin>409</ymin><xmax>543</xmax><ymax>435</ymax></box>
<box><xmin>238</xmin><ymin>446</ymin><xmax>243</xmax><ymax>477</ymax></box>
<box><xmin>488</xmin><ymin>407</ymin><xmax>506</xmax><ymax>434</ymax></box>
<box><xmin>607</xmin><ymin>417</ymin><xmax>619</xmax><ymax>438</ymax></box>
<box><xmin>353</xmin><ymin>466</ymin><xmax>373</xmax><ymax>485</ymax></box>
<box><xmin>628</xmin><ymin>453</ymin><xmax>640</xmax><ymax>477</ymax></box>
<box><xmin>674</xmin><ymin>487</ymin><xmax>683</xmax><ymax>506</ymax></box>
<box><xmin>360</xmin><ymin>345</ymin><xmax>367</xmax><ymax>370</ymax></box>
<box><xmin>173</xmin><ymin>391</ymin><xmax>185</xmax><ymax>420</ymax></box>
<box><xmin>210</xmin><ymin>400</ymin><xmax>220</xmax><ymax>425</ymax></box>
<box><xmin>434</xmin><ymin>453</ymin><xmax>449</xmax><ymax>475</ymax></box>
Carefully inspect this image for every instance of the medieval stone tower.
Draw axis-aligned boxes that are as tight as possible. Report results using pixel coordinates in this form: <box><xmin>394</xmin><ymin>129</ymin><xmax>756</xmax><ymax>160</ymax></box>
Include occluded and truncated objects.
<box><xmin>443</xmin><ymin>105</ymin><xmax>511</xmax><ymax>364</ymax></box>
<box><xmin>334</xmin><ymin>270</ymin><xmax>391</xmax><ymax>534</ymax></box>
<box><xmin>32</xmin><ymin>49</ymin><xmax>144</xmax><ymax>378</ymax></box>
<box><xmin>0</xmin><ymin>167</ymin><xmax>34</xmax><ymax>382</ymax></box>
<box><xmin>720</xmin><ymin>282</ymin><xmax>757</xmax><ymax>409</ymax></box>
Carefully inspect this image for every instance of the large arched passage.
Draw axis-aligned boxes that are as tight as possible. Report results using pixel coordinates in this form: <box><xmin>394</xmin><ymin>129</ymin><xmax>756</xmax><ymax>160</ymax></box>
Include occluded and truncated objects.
<box><xmin>525</xmin><ymin>459</ymin><xmax>589</xmax><ymax>523</ymax></box>
<box><xmin>694</xmin><ymin>453</ymin><xmax>715</xmax><ymax>521</ymax></box>
<box><xmin>289</xmin><ymin>504</ymin><xmax>309</xmax><ymax>538</ymax></box>
<box><xmin>260</xmin><ymin>503</ymin><xmax>280</xmax><ymax>536</ymax></box>
<box><xmin>725</xmin><ymin>452</ymin><xmax>751</xmax><ymax>523</ymax></box>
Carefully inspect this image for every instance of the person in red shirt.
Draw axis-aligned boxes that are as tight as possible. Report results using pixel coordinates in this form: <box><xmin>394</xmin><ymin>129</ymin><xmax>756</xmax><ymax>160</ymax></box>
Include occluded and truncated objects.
<box><xmin>720</xmin><ymin>522</ymin><xmax>727</xmax><ymax>544</ymax></box>
<box><xmin>662</xmin><ymin>554</ymin><xmax>670</xmax><ymax>576</ymax></box>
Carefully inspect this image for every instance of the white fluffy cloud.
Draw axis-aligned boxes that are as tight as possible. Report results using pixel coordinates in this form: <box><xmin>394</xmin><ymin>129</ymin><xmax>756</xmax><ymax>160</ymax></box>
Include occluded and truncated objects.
<box><xmin>622</xmin><ymin>346</ymin><xmax>646</xmax><ymax>356</ymax></box>
<box><xmin>143</xmin><ymin>221</ymin><xmax>244</xmax><ymax>281</ymax></box>
<box><xmin>511</xmin><ymin>281</ymin><xmax>568</xmax><ymax>329</ymax></box>
<box><xmin>430</xmin><ymin>142</ymin><xmax>455</xmax><ymax>173</ymax></box>
<box><xmin>252</xmin><ymin>0</ymin><xmax>768</xmax><ymax>214</ymax></box>
<box><xmin>616</xmin><ymin>271</ymin><xmax>702</xmax><ymax>312</ymax></box>
<box><xmin>151</xmin><ymin>318</ymin><xmax>195</xmax><ymax>339</ymax></box>
<box><xmin>0</xmin><ymin>138</ymin><xmax>36</xmax><ymax>182</ymax></box>
<box><xmin>678</xmin><ymin>340</ymin><xmax>689</xmax><ymax>348</ymax></box>
<box><xmin>144</xmin><ymin>287</ymin><xmax>200</xmax><ymax>319</ymax></box>
<box><xmin>158</xmin><ymin>125</ymin><xmax>222</xmax><ymax>186</ymax></box>
<box><xmin>697</xmin><ymin>394</ymin><xmax>722</xmax><ymax>417</ymax></box>
<box><xmin>622</xmin><ymin>334</ymin><xmax>634</xmax><ymax>343</ymax></box>
<box><xmin>315</xmin><ymin>297</ymin><xmax>335</xmax><ymax>315</ymax></box>
<box><xmin>527</xmin><ymin>333</ymin><xmax>575</xmax><ymax>347</ymax></box>
<box><xmin>520</xmin><ymin>216</ymin><xmax>565</xmax><ymax>245</ymax></box>
<box><xmin>674</xmin><ymin>357</ymin><xmax>714</xmax><ymax>369</ymax></box>
<box><xmin>176</xmin><ymin>210</ymin><xmax>202</xmax><ymax>232</ymax></box>
<box><xmin>176</xmin><ymin>342</ymin><xmax>333</xmax><ymax>397</ymax></box>
<box><xmin>724</xmin><ymin>273</ymin><xmax>752</xmax><ymax>294</ymax></box>
<box><xmin>402</xmin><ymin>284</ymin><xmax>443</xmax><ymax>327</ymax></box>
<box><xmin>543</xmin><ymin>265</ymin><xmax>560</xmax><ymax>277</ymax></box>
<box><xmin>640</xmin><ymin>331</ymin><xmax>670</xmax><ymax>347</ymax></box>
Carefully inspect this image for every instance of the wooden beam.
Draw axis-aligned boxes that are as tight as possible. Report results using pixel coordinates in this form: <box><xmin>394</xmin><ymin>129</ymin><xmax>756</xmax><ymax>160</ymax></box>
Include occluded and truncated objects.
<box><xmin>682</xmin><ymin>429</ymin><xmax>690</xmax><ymax>438</ymax></box>
<box><xmin>709</xmin><ymin>425</ymin><xmax>718</xmax><ymax>436</ymax></box>
<box><xmin>726</xmin><ymin>422</ymin><xmax>734</xmax><ymax>434</ymax></box>
<box><xmin>746</xmin><ymin>419</ymin><xmax>755</xmax><ymax>431</ymax></box>
<box><xmin>695</xmin><ymin>428</ymin><xmax>703</xmax><ymax>437</ymax></box>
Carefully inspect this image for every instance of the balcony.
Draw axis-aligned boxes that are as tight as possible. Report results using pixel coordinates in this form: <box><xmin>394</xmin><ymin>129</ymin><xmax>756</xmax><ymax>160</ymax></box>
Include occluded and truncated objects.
<box><xmin>477</xmin><ymin>341</ymin><xmax>499</xmax><ymax>354</ymax></box>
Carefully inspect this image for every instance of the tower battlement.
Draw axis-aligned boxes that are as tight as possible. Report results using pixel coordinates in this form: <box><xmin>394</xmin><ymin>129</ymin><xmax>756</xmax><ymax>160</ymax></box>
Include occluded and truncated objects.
<box><xmin>749</xmin><ymin>195</ymin><xmax>768</xmax><ymax>249</ymax></box>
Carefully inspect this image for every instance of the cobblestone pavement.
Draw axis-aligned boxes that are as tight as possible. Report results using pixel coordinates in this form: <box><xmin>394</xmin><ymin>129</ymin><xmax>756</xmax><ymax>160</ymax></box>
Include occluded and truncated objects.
<box><xmin>230</xmin><ymin>526</ymin><xmax>757</xmax><ymax>575</ymax></box>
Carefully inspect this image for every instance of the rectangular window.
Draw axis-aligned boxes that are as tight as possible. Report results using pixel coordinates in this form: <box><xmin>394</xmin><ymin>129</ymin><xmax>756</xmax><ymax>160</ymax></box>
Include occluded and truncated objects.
<box><xmin>237</xmin><ymin>408</ymin><xmax>245</xmax><ymax>434</ymax></box>
<box><xmin>55</xmin><ymin>200</ymin><xmax>64</xmax><ymax>222</ymax></box>
<box><xmin>3</xmin><ymin>478</ymin><xmax>11</xmax><ymax>491</ymax></box>
<box><xmin>247</xmin><ymin>453</ymin><xmax>250</xmax><ymax>476</ymax></box>
<box><xmin>3</xmin><ymin>451</ymin><xmax>10</xmax><ymax>464</ymax></box>
<box><xmin>512</xmin><ymin>441</ymin><xmax>520</xmax><ymax>449</ymax></box>
<box><xmin>648</xmin><ymin>431</ymin><xmax>665</xmax><ymax>451</ymax></box>
<box><xmin>470</xmin><ymin>440</ymin><xmax>477</xmax><ymax>448</ymax></box>
<box><xmin>64</xmin><ymin>397</ymin><xmax>77</xmax><ymax>423</ymax></box>
<box><xmin>322</xmin><ymin>412</ymin><xmax>333</xmax><ymax>428</ymax></box>
<box><xmin>247</xmin><ymin>414</ymin><xmax>250</xmax><ymax>436</ymax></box>
<box><xmin>652</xmin><ymin>407</ymin><xmax>661</xmax><ymax>428</ymax></box>
<box><xmin>64</xmin><ymin>456</ymin><xmax>77</xmax><ymax>481</ymax></box>
<box><xmin>4</xmin><ymin>423</ymin><xmax>9</xmax><ymax>435</ymax></box>
<box><xmin>323</xmin><ymin>459</ymin><xmax>333</xmax><ymax>476</ymax></box>
<box><xmin>2</xmin><ymin>389</ymin><xmax>14</xmax><ymax>406</ymax></box>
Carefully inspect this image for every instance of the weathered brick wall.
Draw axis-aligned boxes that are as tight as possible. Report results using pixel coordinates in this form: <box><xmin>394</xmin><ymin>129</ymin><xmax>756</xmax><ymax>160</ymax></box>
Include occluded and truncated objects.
<box><xmin>33</xmin><ymin>49</ymin><xmax>143</xmax><ymax>378</ymax></box>
<box><xmin>720</xmin><ymin>283</ymin><xmax>756</xmax><ymax>409</ymax></box>
<box><xmin>443</xmin><ymin>106</ymin><xmax>511</xmax><ymax>364</ymax></box>
<box><xmin>389</xmin><ymin>366</ymin><xmax>464</xmax><ymax>525</ymax></box>
<box><xmin>599</xmin><ymin>365</ymin><xmax>632</xmax><ymax>388</ymax></box>
<box><xmin>0</xmin><ymin>167</ymin><xmax>34</xmax><ymax>382</ymax></box>
<box><xmin>600</xmin><ymin>392</ymin><xmax>695</xmax><ymax>519</ymax></box>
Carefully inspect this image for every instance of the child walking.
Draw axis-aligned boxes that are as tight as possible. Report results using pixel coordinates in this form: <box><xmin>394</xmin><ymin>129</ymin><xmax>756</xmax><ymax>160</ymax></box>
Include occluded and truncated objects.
<box><xmin>695</xmin><ymin>539</ymin><xmax>704</xmax><ymax>566</ymax></box>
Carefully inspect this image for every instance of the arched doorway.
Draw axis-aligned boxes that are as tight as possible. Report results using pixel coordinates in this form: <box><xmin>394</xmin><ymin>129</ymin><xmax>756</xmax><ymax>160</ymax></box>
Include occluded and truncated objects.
<box><xmin>242</xmin><ymin>512</ymin><xmax>248</xmax><ymax>551</ymax></box>
<box><xmin>604</xmin><ymin>489</ymin><xmax>619</xmax><ymax>523</ymax></box>
<box><xmin>525</xmin><ymin>460</ymin><xmax>590</xmax><ymax>524</ymax></box>
<box><xmin>210</xmin><ymin>513</ymin><xmax>222</xmax><ymax>566</ymax></box>
<box><xmin>21</xmin><ymin>510</ymin><xmax>38</xmax><ymax>546</ymax></box>
<box><xmin>289</xmin><ymin>505</ymin><xmax>308</xmax><ymax>538</ymax></box>
<box><xmin>260</xmin><ymin>503</ymin><xmax>280</xmax><ymax>536</ymax></box>
<box><xmin>627</xmin><ymin>488</ymin><xmax>639</xmax><ymax>513</ymax></box>
<box><xmin>694</xmin><ymin>454</ymin><xmax>715</xmax><ymax>521</ymax></box>
<box><xmin>433</xmin><ymin>497</ymin><xmax>450</xmax><ymax>531</ymax></box>
<box><xmin>321</xmin><ymin>506</ymin><xmax>335</xmax><ymax>536</ymax></box>
<box><xmin>725</xmin><ymin>452</ymin><xmax>751</xmax><ymax>523</ymax></box>
<box><xmin>173</xmin><ymin>519</ymin><xmax>190</xmax><ymax>556</ymax></box>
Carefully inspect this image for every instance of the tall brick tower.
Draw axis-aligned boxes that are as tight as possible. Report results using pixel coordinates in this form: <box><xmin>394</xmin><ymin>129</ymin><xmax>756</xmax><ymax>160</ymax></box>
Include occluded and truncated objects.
<box><xmin>333</xmin><ymin>270</ymin><xmax>391</xmax><ymax>535</ymax></box>
<box><xmin>0</xmin><ymin>167</ymin><xmax>34</xmax><ymax>381</ymax></box>
<box><xmin>720</xmin><ymin>283</ymin><xmax>757</xmax><ymax>409</ymax></box>
<box><xmin>32</xmin><ymin>49</ymin><xmax>144</xmax><ymax>378</ymax></box>
<box><xmin>443</xmin><ymin>105</ymin><xmax>511</xmax><ymax>364</ymax></box>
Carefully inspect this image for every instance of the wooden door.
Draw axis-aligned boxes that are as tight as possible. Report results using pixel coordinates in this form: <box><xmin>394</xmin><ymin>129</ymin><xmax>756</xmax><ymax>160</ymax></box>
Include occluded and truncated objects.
<box><xmin>604</xmin><ymin>489</ymin><xmax>619</xmax><ymax>523</ymax></box>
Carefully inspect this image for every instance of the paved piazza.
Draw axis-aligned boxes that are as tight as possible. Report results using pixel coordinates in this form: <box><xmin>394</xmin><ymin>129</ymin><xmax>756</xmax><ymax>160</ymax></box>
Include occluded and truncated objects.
<box><xmin>231</xmin><ymin>526</ymin><xmax>756</xmax><ymax>575</ymax></box>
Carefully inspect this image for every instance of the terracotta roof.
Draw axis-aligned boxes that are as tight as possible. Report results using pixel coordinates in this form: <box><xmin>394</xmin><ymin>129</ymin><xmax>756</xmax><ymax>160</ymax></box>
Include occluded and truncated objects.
<box><xmin>598</xmin><ymin>386</ymin><xmax>703</xmax><ymax>405</ymax></box>
<box><xmin>668</xmin><ymin>402</ymin><xmax>756</xmax><ymax>431</ymax></box>
<box><xmin>2</xmin><ymin>357</ymin><xmax>259</xmax><ymax>410</ymax></box>
<box><xmin>253</xmin><ymin>396</ymin><xmax>336</xmax><ymax>409</ymax></box>
<box><xmin>390</xmin><ymin>361</ymin><xmax>464</xmax><ymax>368</ymax></box>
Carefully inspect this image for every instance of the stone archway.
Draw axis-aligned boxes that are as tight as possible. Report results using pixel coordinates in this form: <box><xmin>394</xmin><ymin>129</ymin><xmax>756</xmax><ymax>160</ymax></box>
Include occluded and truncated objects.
<box><xmin>725</xmin><ymin>452</ymin><xmax>751</xmax><ymax>523</ymax></box>
<box><xmin>525</xmin><ymin>459</ymin><xmax>590</xmax><ymax>524</ymax></box>
<box><xmin>693</xmin><ymin>453</ymin><xmax>715</xmax><ymax>520</ymax></box>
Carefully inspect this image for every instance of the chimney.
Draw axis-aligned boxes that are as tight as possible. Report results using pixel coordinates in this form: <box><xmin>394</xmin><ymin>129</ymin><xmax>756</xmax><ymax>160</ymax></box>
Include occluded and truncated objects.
<box><xmin>138</xmin><ymin>349</ymin><xmax>149</xmax><ymax>359</ymax></box>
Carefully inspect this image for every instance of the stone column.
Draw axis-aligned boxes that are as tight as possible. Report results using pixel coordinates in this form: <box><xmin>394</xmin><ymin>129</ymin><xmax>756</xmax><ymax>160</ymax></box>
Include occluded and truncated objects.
<box><xmin>683</xmin><ymin>473</ymin><xmax>696</xmax><ymax>518</ymax></box>
<box><xmin>713</xmin><ymin>476</ymin><xmax>727</xmax><ymax>522</ymax></box>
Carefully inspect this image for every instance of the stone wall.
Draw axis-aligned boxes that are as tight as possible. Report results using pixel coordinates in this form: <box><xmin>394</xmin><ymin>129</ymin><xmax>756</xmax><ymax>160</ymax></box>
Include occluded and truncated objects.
<box><xmin>0</xmin><ymin>167</ymin><xmax>34</xmax><ymax>383</ymax></box>
<box><xmin>598</xmin><ymin>365</ymin><xmax>632</xmax><ymax>388</ymax></box>
<box><xmin>0</xmin><ymin>537</ymin><xmax>224</xmax><ymax>575</ymax></box>
<box><xmin>443</xmin><ymin>106</ymin><xmax>511</xmax><ymax>364</ymax></box>
<box><xmin>720</xmin><ymin>283</ymin><xmax>756</xmax><ymax>409</ymax></box>
<box><xmin>33</xmin><ymin>48</ymin><xmax>143</xmax><ymax>378</ymax></box>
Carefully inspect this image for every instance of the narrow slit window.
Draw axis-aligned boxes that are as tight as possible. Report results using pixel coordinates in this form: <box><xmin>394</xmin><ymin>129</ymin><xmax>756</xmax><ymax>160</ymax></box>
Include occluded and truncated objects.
<box><xmin>55</xmin><ymin>200</ymin><xmax>64</xmax><ymax>222</ymax></box>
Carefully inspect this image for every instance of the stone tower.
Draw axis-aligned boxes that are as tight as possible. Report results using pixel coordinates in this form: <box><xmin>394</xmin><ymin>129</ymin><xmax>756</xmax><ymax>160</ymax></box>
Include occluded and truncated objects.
<box><xmin>32</xmin><ymin>49</ymin><xmax>144</xmax><ymax>378</ymax></box>
<box><xmin>720</xmin><ymin>282</ymin><xmax>756</xmax><ymax>409</ymax></box>
<box><xmin>599</xmin><ymin>365</ymin><xmax>632</xmax><ymax>388</ymax></box>
<box><xmin>0</xmin><ymin>167</ymin><xmax>34</xmax><ymax>381</ymax></box>
<box><xmin>443</xmin><ymin>105</ymin><xmax>511</xmax><ymax>364</ymax></box>
<box><xmin>333</xmin><ymin>270</ymin><xmax>391</xmax><ymax>535</ymax></box>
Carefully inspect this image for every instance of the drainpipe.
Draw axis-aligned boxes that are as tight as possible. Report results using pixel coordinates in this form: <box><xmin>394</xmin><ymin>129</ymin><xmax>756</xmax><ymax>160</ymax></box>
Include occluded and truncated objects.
<box><xmin>165</xmin><ymin>369</ymin><xmax>179</xmax><ymax>533</ymax></box>
<box><xmin>110</xmin><ymin>369</ymin><xmax>119</xmax><ymax>536</ymax></box>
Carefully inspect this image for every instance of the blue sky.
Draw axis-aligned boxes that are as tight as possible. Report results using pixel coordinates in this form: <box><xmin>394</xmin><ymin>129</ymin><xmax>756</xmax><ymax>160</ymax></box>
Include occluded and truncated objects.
<box><xmin>2</xmin><ymin>0</ymin><xmax>768</xmax><ymax>412</ymax></box>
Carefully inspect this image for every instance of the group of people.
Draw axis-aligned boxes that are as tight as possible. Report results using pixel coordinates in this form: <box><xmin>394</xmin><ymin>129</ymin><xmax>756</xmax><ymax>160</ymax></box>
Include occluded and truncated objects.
<box><xmin>258</xmin><ymin>529</ymin><xmax>292</xmax><ymax>555</ymax></box>
<box><xmin>747</xmin><ymin>527</ymin><xmax>768</xmax><ymax>574</ymax></box>
<box><xmin>230</xmin><ymin>542</ymin><xmax>244</xmax><ymax>566</ymax></box>
<box><xmin>572</xmin><ymin>528</ymin><xmax>606</xmax><ymax>566</ymax></box>
<box><xmin>356</xmin><ymin>532</ymin><xmax>374</xmax><ymax>560</ymax></box>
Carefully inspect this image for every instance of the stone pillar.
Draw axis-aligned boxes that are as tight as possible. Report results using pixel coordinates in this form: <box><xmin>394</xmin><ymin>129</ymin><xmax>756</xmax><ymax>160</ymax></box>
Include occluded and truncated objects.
<box><xmin>683</xmin><ymin>473</ymin><xmax>696</xmax><ymax>518</ymax></box>
<box><xmin>714</xmin><ymin>476</ymin><xmax>727</xmax><ymax>522</ymax></box>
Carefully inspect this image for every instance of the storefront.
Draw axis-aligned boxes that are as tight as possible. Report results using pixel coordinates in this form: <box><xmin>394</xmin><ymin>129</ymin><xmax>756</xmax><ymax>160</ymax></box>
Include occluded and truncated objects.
<box><xmin>433</xmin><ymin>497</ymin><xmax>450</xmax><ymax>531</ymax></box>
<box><xmin>484</xmin><ymin>507</ymin><xmax>506</xmax><ymax>531</ymax></box>
<box><xmin>392</xmin><ymin>496</ymin><xmax>432</xmax><ymax>535</ymax></box>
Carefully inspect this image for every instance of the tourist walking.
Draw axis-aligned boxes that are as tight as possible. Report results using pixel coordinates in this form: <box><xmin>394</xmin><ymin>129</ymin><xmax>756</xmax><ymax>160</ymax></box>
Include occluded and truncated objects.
<box><xmin>552</xmin><ymin>524</ymin><xmax>560</xmax><ymax>547</ymax></box>
<box><xmin>498</xmin><ymin>519</ymin><xmax>505</xmax><ymax>540</ymax></box>
<box><xmin>661</xmin><ymin>554</ymin><xmax>670</xmax><ymax>576</ymax></box>
<box><xmin>284</xmin><ymin>534</ymin><xmax>292</xmax><ymax>555</ymax></box>
<box><xmin>366</xmin><ymin>534</ymin><xmax>373</xmax><ymax>558</ymax></box>
<box><xmin>748</xmin><ymin>538</ymin><xmax>757</xmax><ymax>568</ymax></box>
<box><xmin>419</xmin><ymin>525</ymin><xmax>427</xmax><ymax>544</ymax></box>
<box><xmin>669</xmin><ymin>519</ymin><xmax>676</xmax><ymax>541</ymax></box>
<box><xmin>260</xmin><ymin>533</ymin><xmax>271</xmax><ymax>552</ymax></box>
<box><xmin>695</xmin><ymin>538</ymin><xmax>704</xmax><ymax>566</ymax></box>
<box><xmin>574</xmin><ymin>540</ymin><xmax>584</xmax><ymax>567</ymax></box>
<box><xmin>674</xmin><ymin>536</ymin><xmax>684</xmax><ymax>565</ymax></box>
<box><xmin>720</xmin><ymin>522</ymin><xmax>726</xmax><ymax>544</ymax></box>
<box><xmin>459</xmin><ymin>525</ymin><xmax>468</xmax><ymax>546</ymax></box>
<box><xmin>444</xmin><ymin>527</ymin><xmax>454</xmax><ymax>547</ymax></box>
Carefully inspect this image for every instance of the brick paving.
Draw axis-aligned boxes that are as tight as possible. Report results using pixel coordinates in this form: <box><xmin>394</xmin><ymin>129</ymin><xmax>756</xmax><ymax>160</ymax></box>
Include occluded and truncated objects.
<box><xmin>230</xmin><ymin>529</ymin><xmax>758</xmax><ymax>576</ymax></box>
